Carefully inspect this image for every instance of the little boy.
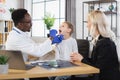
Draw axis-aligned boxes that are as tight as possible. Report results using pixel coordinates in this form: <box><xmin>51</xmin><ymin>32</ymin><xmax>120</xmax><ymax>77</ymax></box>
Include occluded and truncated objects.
<box><xmin>55</xmin><ymin>21</ymin><xmax>78</xmax><ymax>61</ymax></box>
<box><xmin>49</xmin><ymin>21</ymin><xmax>78</xmax><ymax>80</ymax></box>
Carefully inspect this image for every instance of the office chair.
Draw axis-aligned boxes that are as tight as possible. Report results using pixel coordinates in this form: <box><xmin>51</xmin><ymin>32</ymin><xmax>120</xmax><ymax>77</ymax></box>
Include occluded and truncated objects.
<box><xmin>70</xmin><ymin>39</ymin><xmax>90</xmax><ymax>80</ymax></box>
<box><xmin>76</xmin><ymin>39</ymin><xmax>89</xmax><ymax>58</ymax></box>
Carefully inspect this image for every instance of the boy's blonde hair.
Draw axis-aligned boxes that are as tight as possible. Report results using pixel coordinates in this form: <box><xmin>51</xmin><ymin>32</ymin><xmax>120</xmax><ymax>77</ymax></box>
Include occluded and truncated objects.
<box><xmin>63</xmin><ymin>21</ymin><xmax>73</xmax><ymax>35</ymax></box>
<box><xmin>88</xmin><ymin>10</ymin><xmax>115</xmax><ymax>41</ymax></box>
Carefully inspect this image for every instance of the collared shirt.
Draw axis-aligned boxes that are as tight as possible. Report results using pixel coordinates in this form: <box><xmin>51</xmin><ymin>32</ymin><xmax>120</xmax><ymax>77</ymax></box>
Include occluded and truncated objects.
<box><xmin>5</xmin><ymin>27</ymin><xmax>53</xmax><ymax>62</ymax></box>
<box><xmin>91</xmin><ymin>34</ymin><xmax>100</xmax><ymax>46</ymax></box>
<box><xmin>89</xmin><ymin>34</ymin><xmax>100</xmax><ymax>58</ymax></box>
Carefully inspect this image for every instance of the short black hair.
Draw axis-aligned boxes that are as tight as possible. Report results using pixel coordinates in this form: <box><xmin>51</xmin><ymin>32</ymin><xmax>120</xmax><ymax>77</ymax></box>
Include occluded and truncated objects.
<box><xmin>12</xmin><ymin>8</ymin><xmax>28</xmax><ymax>26</ymax></box>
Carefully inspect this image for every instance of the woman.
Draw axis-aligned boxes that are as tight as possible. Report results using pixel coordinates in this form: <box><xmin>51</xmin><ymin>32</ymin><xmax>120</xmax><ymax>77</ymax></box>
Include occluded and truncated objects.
<box><xmin>70</xmin><ymin>10</ymin><xmax>120</xmax><ymax>80</ymax></box>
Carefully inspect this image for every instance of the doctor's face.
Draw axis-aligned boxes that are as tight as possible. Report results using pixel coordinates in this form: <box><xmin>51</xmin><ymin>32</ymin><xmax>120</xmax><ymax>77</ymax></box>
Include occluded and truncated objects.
<box><xmin>20</xmin><ymin>13</ymin><xmax>32</xmax><ymax>32</ymax></box>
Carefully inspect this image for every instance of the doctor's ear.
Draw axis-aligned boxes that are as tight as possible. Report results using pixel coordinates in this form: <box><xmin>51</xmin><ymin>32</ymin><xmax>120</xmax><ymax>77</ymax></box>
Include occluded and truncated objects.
<box><xmin>18</xmin><ymin>22</ymin><xmax>23</xmax><ymax>26</ymax></box>
<box><xmin>17</xmin><ymin>23</ymin><xmax>24</xmax><ymax>30</ymax></box>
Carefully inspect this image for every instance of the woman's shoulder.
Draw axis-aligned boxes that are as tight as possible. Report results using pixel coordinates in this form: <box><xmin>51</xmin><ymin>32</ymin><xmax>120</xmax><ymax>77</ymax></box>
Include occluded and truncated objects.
<box><xmin>97</xmin><ymin>37</ymin><xmax>115</xmax><ymax>47</ymax></box>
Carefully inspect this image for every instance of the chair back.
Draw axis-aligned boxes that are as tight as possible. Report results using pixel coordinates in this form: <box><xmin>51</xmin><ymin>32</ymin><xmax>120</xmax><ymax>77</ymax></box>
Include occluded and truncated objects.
<box><xmin>76</xmin><ymin>39</ymin><xmax>89</xmax><ymax>58</ymax></box>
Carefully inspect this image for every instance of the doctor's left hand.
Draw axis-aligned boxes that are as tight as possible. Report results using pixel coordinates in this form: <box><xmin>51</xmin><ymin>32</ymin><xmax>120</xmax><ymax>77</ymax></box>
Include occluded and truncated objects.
<box><xmin>52</xmin><ymin>34</ymin><xmax>64</xmax><ymax>44</ymax></box>
<box><xmin>49</xmin><ymin>29</ymin><xmax>58</xmax><ymax>38</ymax></box>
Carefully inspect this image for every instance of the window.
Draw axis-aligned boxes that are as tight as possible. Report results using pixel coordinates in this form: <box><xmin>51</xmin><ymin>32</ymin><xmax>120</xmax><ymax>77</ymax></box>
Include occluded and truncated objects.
<box><xmin>32</xmin><ymin>0</ymin><xmax>65</xmax><ymax>37</ymax></box>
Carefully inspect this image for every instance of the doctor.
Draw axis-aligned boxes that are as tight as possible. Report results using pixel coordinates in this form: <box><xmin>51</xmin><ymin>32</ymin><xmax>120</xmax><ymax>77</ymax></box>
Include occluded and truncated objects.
<box><xmin>5</xmin><ymin>8</ymin><xmax>53</xmax><ymax>62</ymax></box>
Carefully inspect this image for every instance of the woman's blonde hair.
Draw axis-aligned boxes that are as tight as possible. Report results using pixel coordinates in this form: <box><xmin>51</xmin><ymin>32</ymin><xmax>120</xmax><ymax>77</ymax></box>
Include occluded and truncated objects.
<box><xmin>88</xmin><ymin>10</ymin><xmax>115</xmax><ymax>41</ymax></box>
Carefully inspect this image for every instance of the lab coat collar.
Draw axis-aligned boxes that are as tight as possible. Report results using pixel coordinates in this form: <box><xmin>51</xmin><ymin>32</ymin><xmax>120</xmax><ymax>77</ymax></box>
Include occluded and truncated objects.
<box><xmin>12</xmin><ymin>27</ymin><xmax>29</xmax><ymax>37</ymax></box>
<box><xmin>12</xmin><ymin>27</ymin><xmax>23</xmax><ymax>34</ymax></box>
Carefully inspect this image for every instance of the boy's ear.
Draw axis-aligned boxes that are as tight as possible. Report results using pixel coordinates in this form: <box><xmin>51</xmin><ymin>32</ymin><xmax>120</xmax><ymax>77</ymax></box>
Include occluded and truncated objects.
<box><xmin>67</xmin><ymin>28</ymin><xmax>72</xmax><ymax>33</ymax></box>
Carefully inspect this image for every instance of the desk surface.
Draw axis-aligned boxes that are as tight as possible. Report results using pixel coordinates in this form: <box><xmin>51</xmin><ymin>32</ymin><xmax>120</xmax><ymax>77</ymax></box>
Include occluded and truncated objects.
<box><xmin>0</xmin><ymin>62</ymin><xmax>99</xmax><ymax>79</ymax></box>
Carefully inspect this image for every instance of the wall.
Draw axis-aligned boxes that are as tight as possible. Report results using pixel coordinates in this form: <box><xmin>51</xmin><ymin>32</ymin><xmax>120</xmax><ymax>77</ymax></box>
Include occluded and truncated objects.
<box><xmin>76</xmin><ymin>0</ymin><xmax>93</xmax><ymax>39</ymax></box>
<box><xmin>24</xmin><ymin>0</ymin><xmax>32</xmax><ymax>15</ymax></box>
<box><xmin>116</xmin><ymin>1</ymin><xmax>120</xmax><ymax>61</ymax></box>
<box><xmin>0</xmin><ymin>0</ymin><xmax>23</xmax><ymax>20</ymax></box>
<box><xmin>76</xmin><ymin>0</ymin><xmax>120</xmax><ymax>39</ymax></box>
<box><xmin>76</xmin><ymin>0</ymin><xmax>120</xmax><ymax>61</ymax></box>
<box><xmin>0</xmin><ymin>0</ymin><xmax>24</xmax><ymax>49</ymax></box>
<box><xmin>117</xmin><ymin>0</ymin><xmax>120</xmax><ymax>36</ymax></box>
<box><xmin>5</xmin><ymin>0</ymin><xmax>24</xmax><ymax>9</ymax></box>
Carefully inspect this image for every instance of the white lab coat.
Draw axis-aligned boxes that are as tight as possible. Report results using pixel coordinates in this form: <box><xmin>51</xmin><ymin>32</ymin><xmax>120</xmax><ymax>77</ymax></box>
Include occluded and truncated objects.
<box><xmin>5</xmin><ymin>27</ymin><xmax>53</xmax><ymax>61</ymax></box>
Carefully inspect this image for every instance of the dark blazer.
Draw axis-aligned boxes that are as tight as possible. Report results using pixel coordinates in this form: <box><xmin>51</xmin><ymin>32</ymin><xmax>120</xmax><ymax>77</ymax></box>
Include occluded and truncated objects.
<box><xmin>82</xmin><ymin>35</ymin><xmax>120</xmax><ymax>80</ymax></box>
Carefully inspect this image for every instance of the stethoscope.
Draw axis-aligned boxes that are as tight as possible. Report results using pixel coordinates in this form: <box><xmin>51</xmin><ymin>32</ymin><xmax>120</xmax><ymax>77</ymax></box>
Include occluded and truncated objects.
<box><xmin>12</xmin><ymin>27</ymin><xmax>21</xmax><ymax>34</ymax></box>
<box><xmin>12</xmin><ymin>27</ymin><xmax>31</xmax><ymax>39</ymax></box>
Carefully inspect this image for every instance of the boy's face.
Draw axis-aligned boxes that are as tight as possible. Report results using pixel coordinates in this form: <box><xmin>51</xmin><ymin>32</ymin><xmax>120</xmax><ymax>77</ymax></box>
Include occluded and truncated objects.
<box><xmin>59</xmin><ymin>22</ymin><xmax>71</xmax><ymax>35</ymax></box>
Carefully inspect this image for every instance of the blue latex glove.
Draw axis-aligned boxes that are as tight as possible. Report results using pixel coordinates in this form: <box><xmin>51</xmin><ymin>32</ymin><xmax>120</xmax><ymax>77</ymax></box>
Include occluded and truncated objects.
<box><xmin>49</xmin><ymin>29</ymin><xmax>57</xmax><ymax>38</ymax></box>
<box><xmin>52</xmin><ymin>34</ymin><xmax>64</xmax><ymax>44</ymax></box>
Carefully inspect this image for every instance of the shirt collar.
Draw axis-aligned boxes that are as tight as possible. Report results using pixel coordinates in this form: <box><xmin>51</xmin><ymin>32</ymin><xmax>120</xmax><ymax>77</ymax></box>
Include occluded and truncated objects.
<box><xmin>91</xmin><ymin>34</ymin><xmax>100</xmax><ymax>45</ymax></box>
<box><xmin>12</xmin><ymin>27</ymin><xmax>29</xmax><ymax>36</ymax></box>
<box><xmin>12</xmin><ymin>27</ymin><xmax>23</xmax><ymax>34</ymax></box>
<box><xmin>95</xmin><ymin>34</ymin><xmax>100</xmax><ymax>41</ymax></box>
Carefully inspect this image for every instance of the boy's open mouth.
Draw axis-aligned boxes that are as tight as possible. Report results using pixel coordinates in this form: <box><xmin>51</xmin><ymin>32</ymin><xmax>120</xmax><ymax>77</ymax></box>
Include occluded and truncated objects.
<box><xmin>59</xmin><ymin>30</ymin><xmax>62</xmax><ymax>34</ymax></box>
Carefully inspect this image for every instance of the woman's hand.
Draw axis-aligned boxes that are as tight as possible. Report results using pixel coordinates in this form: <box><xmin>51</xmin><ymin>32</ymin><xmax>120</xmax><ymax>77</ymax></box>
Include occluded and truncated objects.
<box><xmin>70</xmin><ymin>52</ymin><xmax>83</xmax><ymax>62</ymax></box>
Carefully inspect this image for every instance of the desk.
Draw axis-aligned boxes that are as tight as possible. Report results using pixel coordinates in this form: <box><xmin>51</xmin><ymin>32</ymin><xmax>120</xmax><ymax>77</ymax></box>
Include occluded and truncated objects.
<box><xmin>0</xmin><ymin>62</ymin><xmax>99</xmax><ymax>79</ymax></box>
